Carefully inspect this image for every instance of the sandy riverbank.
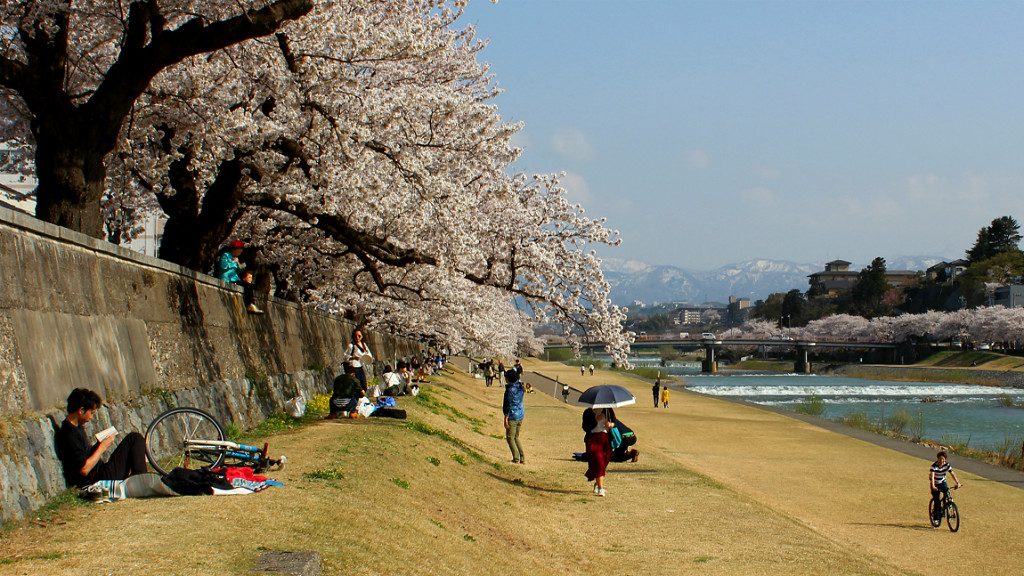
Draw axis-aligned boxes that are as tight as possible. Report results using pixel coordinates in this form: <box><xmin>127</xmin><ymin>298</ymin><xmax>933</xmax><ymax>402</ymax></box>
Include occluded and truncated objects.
<box><xmin>2</xmin><ymin>359</ymin><xmax>1022</xmax><ymax>575</ymax></box>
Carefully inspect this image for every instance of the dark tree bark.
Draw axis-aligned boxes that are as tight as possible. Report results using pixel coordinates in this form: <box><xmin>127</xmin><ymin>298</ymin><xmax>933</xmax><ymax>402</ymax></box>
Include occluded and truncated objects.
<box><xmin>0</xmin><ymin>0</ymin><xmax>313</xmax><ymax>238</ymax></box>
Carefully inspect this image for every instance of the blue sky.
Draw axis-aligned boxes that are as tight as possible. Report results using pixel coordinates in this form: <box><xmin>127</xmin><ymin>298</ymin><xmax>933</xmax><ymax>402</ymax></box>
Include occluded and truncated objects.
<box><xmin>463</xmin><ymin>0</ymin><xmax>1024</xmax><ymax>270</ymax></box>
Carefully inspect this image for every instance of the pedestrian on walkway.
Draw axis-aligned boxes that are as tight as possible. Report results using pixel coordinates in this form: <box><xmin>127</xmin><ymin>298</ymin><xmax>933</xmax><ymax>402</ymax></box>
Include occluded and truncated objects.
<box><xmin>502</xmin><ymin>369</ymin><xmax>526</xmax><ymax>464</ymax></box>
<box><xmin>561</xmin><ymin>379</ymin><xmax>570</xmax><ymax>403</ymax></box>
<box><xmin>588</xmin><ymin>363</ymin><xmax>595</xmax><ymax>376</ymax></box>
<box><xmin>652</xmin><ymin>377</ymin><xmax>661</xmax><ymax>408</ymax></box>
<box><xmin>583</xmin><ymin>407</ymin><xmax>614</xmax><ymax>496</ymax></box>
<box><xmin>660</xmin><ymin>385</ymin><xmax>670</xmax><ymax>408</ymax></box>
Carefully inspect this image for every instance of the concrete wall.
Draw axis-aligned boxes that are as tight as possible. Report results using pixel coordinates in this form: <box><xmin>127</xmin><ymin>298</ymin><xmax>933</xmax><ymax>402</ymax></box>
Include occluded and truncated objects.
<box><xmin>0</xmin><ymin>207</ymin><xmax>420</xmax><ymax>522</ymax></box>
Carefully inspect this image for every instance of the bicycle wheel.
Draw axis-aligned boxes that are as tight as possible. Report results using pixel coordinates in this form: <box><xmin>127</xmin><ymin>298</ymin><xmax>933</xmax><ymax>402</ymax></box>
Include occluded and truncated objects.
<box><xmin>145</xmin><ymin>407</ymin><xmax>225</xmax><ymax>475</ymax></box>
<box><xmin>928</xmin><ymin>499</ymin><xmax>942</xmax><ymax>527</ymax></box>
<box><xmin>945</xmin><ymin>501</ymin><xmax>960</xmax><ymax>532</ymax></box>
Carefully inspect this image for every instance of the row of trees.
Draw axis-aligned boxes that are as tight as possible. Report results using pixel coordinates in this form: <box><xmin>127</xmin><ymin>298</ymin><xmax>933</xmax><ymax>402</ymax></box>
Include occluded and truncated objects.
<box><xmin>725</xmin><ymin>306</ymin><xmax>1024</xmax><ymax>345</ymax></box>
<box><xmin>0</xmin><ymin>2</ymin><xmax>631</xmax><ymax>361</ymax></box>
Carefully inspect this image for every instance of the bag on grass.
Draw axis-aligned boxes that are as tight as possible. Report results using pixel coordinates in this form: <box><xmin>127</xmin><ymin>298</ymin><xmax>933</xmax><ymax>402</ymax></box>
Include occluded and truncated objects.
<box><xmin>284</xmin><ymin>394</ymin><xmax>306</xmax><ymax>418</ymax></box>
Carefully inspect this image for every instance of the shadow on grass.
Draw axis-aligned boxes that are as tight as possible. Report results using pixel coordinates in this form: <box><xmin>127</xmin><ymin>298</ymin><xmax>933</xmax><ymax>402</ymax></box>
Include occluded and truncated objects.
<box><xmin>847</xmin><ymin>521</ymin><xmax>936</xmax><ymax>532</ymax></box>
<box><xmin>485</xmin><ymin>472</ymin><xmax>581</xmax><ymax>495</ymax></box>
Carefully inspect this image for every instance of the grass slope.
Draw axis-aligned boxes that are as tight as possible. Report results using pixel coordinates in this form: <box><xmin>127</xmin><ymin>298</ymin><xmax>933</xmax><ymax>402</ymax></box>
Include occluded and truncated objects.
<box><xmin>2</xmin><ymin>361</ymin><xmax>1022</xmax><ymax>575</ymax></box>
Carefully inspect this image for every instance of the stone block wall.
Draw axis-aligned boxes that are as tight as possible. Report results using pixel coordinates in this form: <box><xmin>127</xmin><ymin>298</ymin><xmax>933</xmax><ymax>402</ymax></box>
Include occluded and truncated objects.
<box><xmin>0</xmin><ymin>207</ymin><xmax>419</xmax><ymax>522</ymax></box>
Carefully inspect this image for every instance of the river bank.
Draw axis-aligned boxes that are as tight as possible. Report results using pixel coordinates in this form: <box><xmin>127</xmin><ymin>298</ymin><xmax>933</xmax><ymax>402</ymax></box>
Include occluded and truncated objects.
<box><xmin>729</xmin><ymin>358</ymin><xmax>1024</xmax><ymax>388</ymax></box>
<box><xmin>821</xmin><ymin>363</ymin><xmax>1024</xmax><ymax>388</ymax></box>
<box><xmin>4</xmin><ymin>359</ymin><xmax>1024</xmax><ymax>575</ymax></box>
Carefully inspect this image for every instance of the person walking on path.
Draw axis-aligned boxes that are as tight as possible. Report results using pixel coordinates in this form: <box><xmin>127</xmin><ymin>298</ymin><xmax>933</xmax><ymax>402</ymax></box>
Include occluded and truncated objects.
<box><xmin>652</xmin><ymin>377</ymin><xmax>661</xmax><ymax>408</ymax></box>
<box><xmin>580</xmin><ymin>365</ymin><xmax>585</xmax><ymax>377</ymax></box>
<box><xmin>502</xmin><ymin>369</ymin><xmax>526</xmax><ymax>464</ymax></box>
<box><xmin>583</xmin><ymin>407</ymin><xmax>614</xmax><ymax>496</ymax></box>
<box><xmin>588</xmin><ymin>363</ymin><xmax>595</xmax><ymax>376</ymax></box>
<box><xmin>561</xmin><ymin>379</ymin><xmax>570</xmax><ymax>403</ymax></box>
<box><xmin>660</xmin><ymin>385</ymin><xmax>670</xmax><ymax>408</ymax></box>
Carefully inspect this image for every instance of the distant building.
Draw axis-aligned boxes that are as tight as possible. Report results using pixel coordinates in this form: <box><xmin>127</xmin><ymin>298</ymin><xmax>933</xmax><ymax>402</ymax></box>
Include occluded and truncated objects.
<box><xmin>808</xmin><ymin>259</ymin><xmax>920</xmax><ymax>298</ymax></box>
<box><xmin>926</xmin><ymin>259</ymin><xmax>969</xmax><ymax>282</ymax></box>
<box><xmin>993</xmin><ymin>285</ymin><xmax>1024</xmax><ymax>308</ymax></box>
<box><xmin>676</xmin><ymin>304</ymin><xmax>727</xmax><ymax>326</ymax></box>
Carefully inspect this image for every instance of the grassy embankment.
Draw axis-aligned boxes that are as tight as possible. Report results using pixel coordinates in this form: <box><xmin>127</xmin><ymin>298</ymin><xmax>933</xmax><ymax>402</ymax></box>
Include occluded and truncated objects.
<box><xmin>7</xmin><ymin>359</ymin><xmax>1024</xmax><ymax>574</ymax></box>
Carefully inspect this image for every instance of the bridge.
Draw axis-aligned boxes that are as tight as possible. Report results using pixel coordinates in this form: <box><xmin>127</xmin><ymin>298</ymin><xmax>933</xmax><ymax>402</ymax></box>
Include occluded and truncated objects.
<box><xmin>560</xmin><ymin>338</ymin><xmax>899</xmax><ymax>374</ymax></box>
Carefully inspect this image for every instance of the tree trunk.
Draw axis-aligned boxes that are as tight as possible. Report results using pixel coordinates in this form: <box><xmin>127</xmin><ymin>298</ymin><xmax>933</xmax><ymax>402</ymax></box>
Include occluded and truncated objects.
<box><xmin>157</xmin><ymin>155</ymin><xmax>248</xmax><ymax>271</ymax></box>
<box><xmin>32</xmin><ymin>138</ymin><xmax>107</xmax><ymax>238</ymax></box>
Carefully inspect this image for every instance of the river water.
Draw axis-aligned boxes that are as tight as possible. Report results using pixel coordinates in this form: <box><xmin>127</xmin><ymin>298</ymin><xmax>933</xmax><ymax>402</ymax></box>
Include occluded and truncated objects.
<box><xmin>628</xmin><ymin>358</ymin><xmax>1024</xmax><ymax>449</ymax></box>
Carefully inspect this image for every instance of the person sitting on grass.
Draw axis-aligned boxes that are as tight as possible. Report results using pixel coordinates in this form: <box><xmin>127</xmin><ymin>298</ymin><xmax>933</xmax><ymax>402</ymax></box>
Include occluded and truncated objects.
<box><xmin>55</xmin><ymin>388</ymin><xmax>148</xmax><ymax>488</ymax></box>
<box><xmin>380</xmin><ymin>363</ymin><xmax>407</xmax><ymax>397</ymax></box>
<box><xmin>327</xmin><ymin>363</ymin><xmax>364</xmax><ymax>419</ymax></box>
<box><xmin>930</xmin><ymin>450</ymin><xmax>961</xmax><ymax>525</ymax></box>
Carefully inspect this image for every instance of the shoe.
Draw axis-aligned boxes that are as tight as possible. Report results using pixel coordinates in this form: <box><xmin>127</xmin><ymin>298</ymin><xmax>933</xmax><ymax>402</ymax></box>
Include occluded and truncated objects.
<box><xmin>597</xmin><ymin>488</ymin><xmax>606</xmax><ymax>497</ymax></box>
<box><xmin>511</xmin><ymin>459</ymin><xmax>520</xmax><ymax>464</ymax></box>
<box><xmin>630</xmin><ymin>449</ymin><xmax>639</xmax><ymax>463</ymax></box>
<box><xmin>246</xmin><ymin>304</ymin><xmax>264</xmax><ymax>314</ymax></box>
<box><xmin>518</xmin><ymin>459</ymin><xmax>525</xmax><ymax>465</ymax></box>
<box><xmin>593</xmin><ymin>484</ymin><xmax>600</xmax><ymax>494</ymax></box>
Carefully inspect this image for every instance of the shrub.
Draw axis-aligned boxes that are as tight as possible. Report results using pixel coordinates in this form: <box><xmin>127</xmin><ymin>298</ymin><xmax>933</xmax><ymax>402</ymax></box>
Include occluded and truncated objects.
<box><xmin>885</xmin><ymin>410</ymin><xmax>912</xmax><ymax>435</ymax></box>
<box><xmin>794</xmin><ymin>395</ymin><xmax>826</xmax><ymax>416</ymax></box>
<box><xmin>909</xmin><ymin>411</ymin><xmax>926</xmax><ymax>442</ymax></box>
<box><xmin>840</xmin><ymin>411</ymin><xmax>877</xmax><ymax>432</ymax></box>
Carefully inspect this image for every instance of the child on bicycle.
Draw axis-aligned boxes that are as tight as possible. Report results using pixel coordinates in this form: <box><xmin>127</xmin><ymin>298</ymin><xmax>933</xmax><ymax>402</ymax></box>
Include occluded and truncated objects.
<box><xmin>930</xmin><ymin>450</ymin><xmax>961</xmax><ymax>524</ymax></box>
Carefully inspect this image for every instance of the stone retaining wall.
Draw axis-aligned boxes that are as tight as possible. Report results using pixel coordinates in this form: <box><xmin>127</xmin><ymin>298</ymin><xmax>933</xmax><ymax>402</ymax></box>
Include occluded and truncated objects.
<box><xmin>0</xmin><ymin>207</ymin><xmax>419</xmax><ymax>522</ymax></box>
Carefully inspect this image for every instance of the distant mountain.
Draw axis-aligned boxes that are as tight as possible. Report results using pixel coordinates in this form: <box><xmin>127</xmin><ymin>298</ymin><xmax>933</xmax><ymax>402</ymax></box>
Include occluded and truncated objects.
<box><xmin>601</xmin><ymin>255</ymin><xmax>951</xmax><ymax>307</ymax></box>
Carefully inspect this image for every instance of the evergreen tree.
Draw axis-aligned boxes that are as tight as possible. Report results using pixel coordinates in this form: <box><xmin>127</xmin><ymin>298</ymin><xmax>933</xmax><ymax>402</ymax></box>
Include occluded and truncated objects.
<box><xmin>967</xmin><ymin>216</ymin><xmax>1022</xmax><ymax>262</ymax></box>
<box><xmin>851</xmin><ymin>257</ymin><xmax>889</xmax><ymax>317</ymax></box>
<box><xmin>987</xmin><ymin>216</ymin><xmax>1022</xmax><ymax>255</ymax></box>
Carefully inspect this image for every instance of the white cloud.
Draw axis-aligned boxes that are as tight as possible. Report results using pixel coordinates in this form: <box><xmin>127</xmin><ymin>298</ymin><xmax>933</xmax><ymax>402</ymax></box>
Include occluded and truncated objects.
<box><xmin>560</xmin><ymin>171</ymin><xmax>592</xmax><ymax>204</ymax></box>
<box><xmin>686</xmin><ymin>149</ymin><xmax>710</xmax><ymax>170</ymax></box>
<box><xmin>550</xmin><ymin>128</ymin><xmax>593</xmax><ymax>162</ymax></box>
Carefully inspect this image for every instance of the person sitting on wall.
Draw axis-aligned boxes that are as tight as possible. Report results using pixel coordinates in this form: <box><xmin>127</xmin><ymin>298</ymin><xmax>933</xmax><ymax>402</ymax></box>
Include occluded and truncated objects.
<box><xmin>214</xmin><ymin>239</ymin><xmax>263</xmax><ymax>314</ymax></box>
<box><xmin>55</xmin><ymin>388</ymin><xmax>148</xmax><ymax>488</ymax></box>
<box><xmin>327</xmin><ymin>363</ymin><xmax>364</xmax><ymax>419</ymax></box>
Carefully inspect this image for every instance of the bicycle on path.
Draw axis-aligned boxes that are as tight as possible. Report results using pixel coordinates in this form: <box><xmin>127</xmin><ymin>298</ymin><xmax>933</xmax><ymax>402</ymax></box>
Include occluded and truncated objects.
<box><xmin>929</xmin><ymin>486</ymin><xmax>960</xmax><ymax>532</ymax></box>
<box><xmin>144</xmin><ymin>407</ymin><xmax>285</xmax><ymax>476</ymax></box>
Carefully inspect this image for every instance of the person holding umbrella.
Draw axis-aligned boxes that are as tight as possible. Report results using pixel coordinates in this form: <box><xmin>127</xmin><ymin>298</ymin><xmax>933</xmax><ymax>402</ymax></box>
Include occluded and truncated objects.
<box><xmin>577</xmin><ymin>384</ymin><xmax>635</xmax><ymax>497</ymax></box>
<box><xmin>582</xmin><ymin>407</ymin><xmax>614</xmax><ymax>496</ymax></box>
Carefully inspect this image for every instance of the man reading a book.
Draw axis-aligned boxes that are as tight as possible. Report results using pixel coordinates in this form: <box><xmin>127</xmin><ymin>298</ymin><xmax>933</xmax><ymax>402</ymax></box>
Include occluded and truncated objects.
<box><xmin>55</xmin><ymin>388</ymin><xmax>148</xmax><ymax>487</ymax></box>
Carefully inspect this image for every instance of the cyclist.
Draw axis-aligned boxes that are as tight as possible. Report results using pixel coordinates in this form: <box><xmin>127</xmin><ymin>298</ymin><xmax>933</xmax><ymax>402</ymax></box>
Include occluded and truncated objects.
<box><xmin>930</xmin><ymin>450</ymin><xmax>961</xmax><ymax>525</ymax></box>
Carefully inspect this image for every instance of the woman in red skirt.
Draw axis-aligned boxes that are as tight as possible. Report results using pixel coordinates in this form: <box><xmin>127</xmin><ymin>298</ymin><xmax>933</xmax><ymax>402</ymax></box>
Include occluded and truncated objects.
<box><xmin>582</xmin><ymin>407</ymin><xmax>615</xmax><ymax>496</ymax></box>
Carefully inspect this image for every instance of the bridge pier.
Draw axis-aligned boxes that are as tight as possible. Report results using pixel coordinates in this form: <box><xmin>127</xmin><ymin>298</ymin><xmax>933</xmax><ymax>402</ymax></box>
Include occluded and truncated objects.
<box><xmin>794</xmin><ymin>346</ymin><xmax>812</xmax><ymax>374</ymax></box>
<box><xmin>701</xmin><ymin>345</ymin><xmax>718</xmax><ymax>374</ymax></box>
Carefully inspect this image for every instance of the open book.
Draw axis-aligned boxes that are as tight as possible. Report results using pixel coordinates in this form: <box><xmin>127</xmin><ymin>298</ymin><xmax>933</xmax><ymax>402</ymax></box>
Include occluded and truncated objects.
<box><xmin>95</xmin><ymin>426</ymin><xmax>118</xmax><ymax>442</ymax></box>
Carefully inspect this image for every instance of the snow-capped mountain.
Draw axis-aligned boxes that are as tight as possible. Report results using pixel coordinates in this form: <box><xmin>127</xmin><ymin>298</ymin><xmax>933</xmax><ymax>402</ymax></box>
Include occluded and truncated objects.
<box><xmin>602</xmin><ymin>256</ymin><xmax>950</xmax><ymax>306</ymax></box>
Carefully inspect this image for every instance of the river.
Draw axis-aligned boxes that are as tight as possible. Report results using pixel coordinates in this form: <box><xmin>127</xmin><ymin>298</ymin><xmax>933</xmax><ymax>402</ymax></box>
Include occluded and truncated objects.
<box><xmin>628</xmin><ymin>358</ymin><xmax>1024</xmax><ymax>449</ymax></box>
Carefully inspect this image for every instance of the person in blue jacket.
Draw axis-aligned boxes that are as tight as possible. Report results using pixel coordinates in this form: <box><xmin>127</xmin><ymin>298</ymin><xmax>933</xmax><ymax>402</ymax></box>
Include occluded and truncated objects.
<box><xmin>502</xmin><ymin>369</ymin><xmax>526</xmax><ymax>464</ymax></box>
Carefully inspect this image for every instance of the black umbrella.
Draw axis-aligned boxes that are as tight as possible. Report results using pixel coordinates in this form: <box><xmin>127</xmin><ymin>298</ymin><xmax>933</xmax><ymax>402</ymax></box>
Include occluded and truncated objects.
<box><xmin>577</xmin><ymin>384</ymin><xmax>636</xmax><ymax>408</ymax></box>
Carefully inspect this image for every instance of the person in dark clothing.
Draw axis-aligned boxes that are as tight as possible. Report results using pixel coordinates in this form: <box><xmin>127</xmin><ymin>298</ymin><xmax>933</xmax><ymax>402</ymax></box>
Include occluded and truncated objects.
<box><xmin>609</xmin><ymin>420</ymin><xmax>640</xmax><ymax>463</ymax></box>
<box><xmin>328</xmin><ymin>363</ymin><xmax>364</xmax><ymax>418</ymax></box>
<box><xmin>652</xmin><ymin>377</ymin><xmax>661</xmax><ymax>408</ymax></box>
<box><xmin>54</xmin><ymin>388</ymin><xmax>148</xmax><ymax>488</ymax></box>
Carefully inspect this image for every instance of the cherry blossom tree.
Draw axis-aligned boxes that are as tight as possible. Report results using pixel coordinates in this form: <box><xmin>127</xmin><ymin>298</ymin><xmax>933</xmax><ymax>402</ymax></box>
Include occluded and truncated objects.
<box><xmin>106</xmin><ymin>1</ymin><xmax>631</xmax><ymax>362</ymax></box>
<box><xmin>0</xmin><ymin>0</ymin><xmax>314</xmax><ymax>237</ymax></box>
